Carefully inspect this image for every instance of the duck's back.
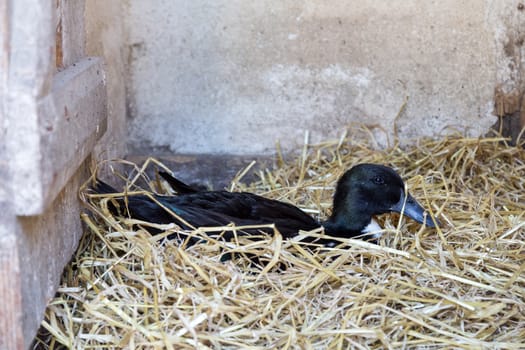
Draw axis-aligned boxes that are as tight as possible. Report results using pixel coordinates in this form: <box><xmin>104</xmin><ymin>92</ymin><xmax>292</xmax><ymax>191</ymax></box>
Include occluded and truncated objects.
<box><xmin>123</xmin><ymin>190</ymin><xmax>320</xmax><ymax>238</ymax></box>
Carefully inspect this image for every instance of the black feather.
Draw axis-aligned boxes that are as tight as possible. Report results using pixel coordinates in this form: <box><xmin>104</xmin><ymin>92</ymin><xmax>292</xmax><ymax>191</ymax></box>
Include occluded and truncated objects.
<box><xmin>91</xmin><ymin>164</ymin><xmax>437</xmax><ymax>246</ymax></box>
<box><xmin>158</xmin><ymin>171</ymin><xmax>200</xmax><ymax>194</ymax></box>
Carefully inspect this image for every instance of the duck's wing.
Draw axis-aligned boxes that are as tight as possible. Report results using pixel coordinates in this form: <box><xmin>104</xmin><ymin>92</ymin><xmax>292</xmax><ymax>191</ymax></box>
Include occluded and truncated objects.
<box><xmin>91</xmin><ymin>180</ymin><xmax>320</xmax><ymax>238</ymax></box>
<box><xmin>156</xmin><ymin>191</ymin><xmax>320</xmax><ymax>238</ymax></box>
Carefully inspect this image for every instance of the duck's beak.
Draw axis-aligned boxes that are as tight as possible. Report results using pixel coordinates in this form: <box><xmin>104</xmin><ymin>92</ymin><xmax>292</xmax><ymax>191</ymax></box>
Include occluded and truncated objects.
<box><xmin>391</xmin><ymin>192</ymin><xmax>439</xmax><ymax>228</ymax></box>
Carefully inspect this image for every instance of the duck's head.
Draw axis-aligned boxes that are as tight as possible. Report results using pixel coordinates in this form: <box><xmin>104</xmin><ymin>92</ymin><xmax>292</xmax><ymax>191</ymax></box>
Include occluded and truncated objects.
<box><xmin>324</xmin><ymin>163</ymin><xmax>438</xmax><ymax>237</ymax></box>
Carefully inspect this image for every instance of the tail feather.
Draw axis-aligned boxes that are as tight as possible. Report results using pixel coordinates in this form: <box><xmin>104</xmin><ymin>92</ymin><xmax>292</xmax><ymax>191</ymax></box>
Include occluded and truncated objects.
<box><xmin>158</xmin><ymin>171</ymin><xmax>199</xmax><ymax>194</ymax></box>
<box><xmin>92</xmin><ymin>179</ymin><xmax>120</xmax><ymax>194</ymax></box>
<box><xmin>90</xmin><ymin>177</ymin><xmax>194</xmax><ymax>241</ymax></box>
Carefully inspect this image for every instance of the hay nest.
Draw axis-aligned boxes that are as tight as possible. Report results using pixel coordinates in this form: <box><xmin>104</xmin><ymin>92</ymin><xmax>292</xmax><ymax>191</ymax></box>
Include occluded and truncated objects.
<box><xmin>37</xmin><ymin>131</ymin><xmax>525</xmax><ymax>349</ymax></box>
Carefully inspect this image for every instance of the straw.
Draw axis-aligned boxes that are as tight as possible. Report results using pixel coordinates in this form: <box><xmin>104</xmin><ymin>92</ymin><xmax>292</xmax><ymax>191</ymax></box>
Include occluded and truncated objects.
<box><xmin>35</xmin><ymin>128</ymin><xmax>525</xmax><ymax>349</ymax></box>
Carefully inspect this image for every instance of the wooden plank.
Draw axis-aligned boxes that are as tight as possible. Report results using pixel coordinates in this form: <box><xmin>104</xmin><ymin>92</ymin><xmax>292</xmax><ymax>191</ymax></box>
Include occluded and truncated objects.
<box><xmin>58</xmin><ymin>0</ymin><xmax>86</xmax><ymax>67</ymax></box>
<box><xmin>37</xmin><ymin>57</ymin><xmax>107</xmax><ymax>214</ymax></box>
<box><xmin>6</xmin><ymin>0</ymin><xmax>55</xmax><ymax>216</ymax></box>
<box><xmin>8</xmin><ymin>57</ymin><xmax>107</xmax><ymax>215</ymax></box>
<box><xmin>16</xmin><ymin>161</ymin><xmax>89</xmax><ymax>349</ymax></box>
<box><xmin>0</xmin><ymin>0</ymin><xmax>24</xmax><ymax>348</ymax></box>
<box><xmin>0</xmin><ymin>233</ymin><xmax>24</xmax><ymax>350</ymax></box>
<box><xmin>1</xmin><ymin>1</ymin><xmax>108</xmax><ymax>348</ymax></box>
<box><xmin>6</xmin><ymin>0</ymin><xmax>107</xmax><ymax>216</ymax></box>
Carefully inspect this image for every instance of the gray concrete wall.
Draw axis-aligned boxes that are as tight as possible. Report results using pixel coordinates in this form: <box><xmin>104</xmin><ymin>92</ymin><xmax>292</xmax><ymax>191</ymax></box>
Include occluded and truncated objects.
<box><xmin>86</xmin><ymin>0</ymin><xmax>129</xmax><ymax>160</ymax></box>
<box><xmin>124</xmin><ymin>0</ymin><xmax>523</xmax><ymax>155</ymax></box>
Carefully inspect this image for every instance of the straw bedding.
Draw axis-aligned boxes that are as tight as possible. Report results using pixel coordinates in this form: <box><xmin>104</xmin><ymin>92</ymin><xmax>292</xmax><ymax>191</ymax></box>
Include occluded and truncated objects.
<box><xmin>36</xmin><ymin>130</ymin><xmax>525</xmax><ymax>349</ymax></box>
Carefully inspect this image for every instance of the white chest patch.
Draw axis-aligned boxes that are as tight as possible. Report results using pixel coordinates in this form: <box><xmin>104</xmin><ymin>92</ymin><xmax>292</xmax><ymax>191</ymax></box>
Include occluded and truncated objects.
<box><xmin>363</xmin><ymin>219</ymin><xmax>383</xmax><ymax>239</ymax></box>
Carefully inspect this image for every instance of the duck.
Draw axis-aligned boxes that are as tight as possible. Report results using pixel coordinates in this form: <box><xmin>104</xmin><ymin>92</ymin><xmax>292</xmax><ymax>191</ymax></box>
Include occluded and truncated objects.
<box><xmin>92</xmin><ymin>163</ymin><xmax>438</xmax><ymax>245</ymax></box>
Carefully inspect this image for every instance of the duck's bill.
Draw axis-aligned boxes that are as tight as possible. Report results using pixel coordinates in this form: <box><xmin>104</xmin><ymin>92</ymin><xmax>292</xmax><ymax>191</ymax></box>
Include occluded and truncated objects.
<box><xmin>391</xmin><ymin>192</ymin><xmax>439</xmax><ymax>228</ymax></box>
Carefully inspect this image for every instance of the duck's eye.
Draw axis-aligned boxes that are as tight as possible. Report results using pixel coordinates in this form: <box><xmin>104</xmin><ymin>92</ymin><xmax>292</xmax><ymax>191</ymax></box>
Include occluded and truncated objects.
<box><xmin>372</xmin><ymin>175</ymin><xmax>385</xmax><ymax>185</ymax></box>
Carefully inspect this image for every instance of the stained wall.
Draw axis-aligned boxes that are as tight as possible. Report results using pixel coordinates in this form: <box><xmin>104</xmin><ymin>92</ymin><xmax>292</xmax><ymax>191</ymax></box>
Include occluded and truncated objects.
<box><xmin>124</xmin><ymin>1</ymin><xmax>525</xmax><ymax>154</ymax></box>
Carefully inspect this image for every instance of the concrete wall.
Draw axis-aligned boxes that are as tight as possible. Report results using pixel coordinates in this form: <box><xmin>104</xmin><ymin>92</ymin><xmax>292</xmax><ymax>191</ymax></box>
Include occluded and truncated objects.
<box><xmin>124</xmin><ymin>0</ymin><xmax>525</xmax><ymax>155</ymax></box>
<box><xmin>86</xmin><ymin>0</ymin><xmax>128</xmax><ymax>160</ymax></box>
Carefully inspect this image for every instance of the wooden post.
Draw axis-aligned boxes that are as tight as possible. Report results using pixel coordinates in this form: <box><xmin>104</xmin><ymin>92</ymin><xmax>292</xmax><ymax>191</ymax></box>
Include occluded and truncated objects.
<box><xmin>0</xmin><ymin>1</ymin><xmax>107</xmax><ymax>348</ymax></box>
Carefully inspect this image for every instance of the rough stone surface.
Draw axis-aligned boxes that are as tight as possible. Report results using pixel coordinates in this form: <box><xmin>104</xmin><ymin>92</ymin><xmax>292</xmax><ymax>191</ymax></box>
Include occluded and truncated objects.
<box><xmin>123</xmin><ymin>0</ymin><xmax>513</xmax><ymax>155</ymax></box>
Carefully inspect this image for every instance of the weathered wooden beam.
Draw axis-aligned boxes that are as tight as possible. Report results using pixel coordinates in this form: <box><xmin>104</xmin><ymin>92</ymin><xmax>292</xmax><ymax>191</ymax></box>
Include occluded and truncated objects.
<box><xmin>3</xmin><ymin>55</ymin><xmax>107</xmax><ymax>348</ymax></box>
<box><xmin>6</xmin><ymin>0</ymin><xmax>106</xmax><ymax>216</ymax></box>
<box><xmin>8</xmin><ymin>57</ymin><xmax>107</xmax><ymax>216</ymax></box>
<box><xmin>1</xmin><ymin>1</ymin><xmax>108</xmax><ymax>348</ymax></box>
<box><xmin>0</xmin><ymin>232</ymin><xmax>24</xmax><ymax>350</ymax></box>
